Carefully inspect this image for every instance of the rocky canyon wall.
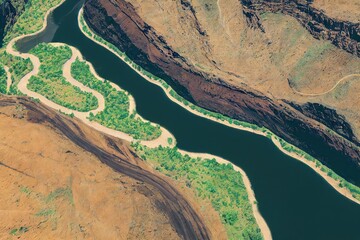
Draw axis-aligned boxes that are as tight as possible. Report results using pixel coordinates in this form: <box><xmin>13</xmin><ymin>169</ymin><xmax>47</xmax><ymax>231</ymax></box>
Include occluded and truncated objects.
<box><xmin>83</xmin><ymin>0</ymin><xmax>360</xmax><ymax>184</ymax></box>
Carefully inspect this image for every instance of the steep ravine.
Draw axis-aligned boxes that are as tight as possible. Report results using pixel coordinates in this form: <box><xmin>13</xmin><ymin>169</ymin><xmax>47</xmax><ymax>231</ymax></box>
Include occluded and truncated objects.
<box><xmin>0</xmin><ymin>0</ymin><xmax>28</xmax><ymax>46</ymax></box>
<box><xmin>241</xmin><ymin>0</ymin><xmax>360</xmax><ymax>57</ymax></box>
<box><xmin>83</xmin><ymin>0</ymin><xmax>360</xmax><ymax>185</ymax></box>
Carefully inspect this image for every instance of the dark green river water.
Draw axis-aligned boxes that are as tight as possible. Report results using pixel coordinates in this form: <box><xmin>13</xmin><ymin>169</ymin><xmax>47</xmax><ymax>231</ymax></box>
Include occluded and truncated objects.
<box><xmin>17</xmin><ymin>0</ymin><xmax>360</xmax><ymax>239</ymax></box>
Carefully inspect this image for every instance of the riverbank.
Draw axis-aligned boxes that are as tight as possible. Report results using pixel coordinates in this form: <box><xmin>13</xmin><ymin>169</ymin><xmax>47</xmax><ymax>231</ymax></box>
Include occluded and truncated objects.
<box><xmin>79</xmin><ymin>8</ymin><xmax>273</xmax><ymax>239</ymax></box>
<box><xmin>2</xmin><ymin>3</ymin><xmax>272</xmax><ymax>239</ymax></box>
<box><xmin>6</xmin><ymin>40</ymin><xmax>269</xmax><ymax>238</ymax></box>
<box><xmin>78</xmin><ymin>9</ymin><xmax>267</xmax><ymax>138</ymax></box>
<box><xmin>272</xmin><ymin>137</ymin><xmax>360</xmax><ymax>204</ymax></box>
<box><xmin>78</xmin><ymin>9</ymin><xmax>360</xmax><ymax>205</ymax></box>
<box><xmin>7</xmin><ymin>41</ymin><xmax>173</xmax><ymax>147</ymax></box>
<box><xmin>78</xmin><ymin>9</ymin><xmax>272</xmax><ymax>239</ymax></box>
<box><xmin>178</xmin><ymin>149</ymin><xmax>272</xmax><ymax>240</ymax></box>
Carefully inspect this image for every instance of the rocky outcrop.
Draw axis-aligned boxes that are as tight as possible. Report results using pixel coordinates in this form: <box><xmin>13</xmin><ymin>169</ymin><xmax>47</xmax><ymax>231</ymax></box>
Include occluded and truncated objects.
<box><xmin>0</xmin><ymin>0</ymin><xmax>27</xmax><ymax>46</ymax></box>
<box><xmin>287</xmin><ymin>102</ymin><xmax>357</xmax><ymax>143</ymax></box>
<box><xmin>240</xmin><ymin>0</ymin><xmax>360</xmax><ymax>57</ymax></box>
<box><xmin>83</xmin><ymin>0</ymin><xmax>360</xmax><ymax>185</ymax></box>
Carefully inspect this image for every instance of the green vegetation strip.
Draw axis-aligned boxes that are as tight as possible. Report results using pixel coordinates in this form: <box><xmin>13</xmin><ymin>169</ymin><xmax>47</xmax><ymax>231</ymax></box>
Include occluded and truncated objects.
<box><xmin>0</xmin><ymin>64</ymin><xmax>7</xmax><ymax>94</ymax></box>
<box><xmin>80</xmin><ymin>12</ymin><xmax>360</xmax><ymax>202</ymax></box>
<box><xmin>274</xmin><ymin>136</ymin><xmax>360</xmax><ymax>201</ymax></box>
<box><xmin>132</xmin><ymin>142</ymin><xmax>263</xmax><ymax>240</ymax></box>
<box><xmin>0</xmin><ymin>50</ymin><xmax>32</xmax><ymax>95</ymax></box>
<box><xmin>28</xmin><ymin>43</ymin><xmax>98</xmax><ymax>111</ymax></box>
<box><xmin>71</xmin><ymin>59</ymin><xmax>161</xmax><ymax>140</ymax></box>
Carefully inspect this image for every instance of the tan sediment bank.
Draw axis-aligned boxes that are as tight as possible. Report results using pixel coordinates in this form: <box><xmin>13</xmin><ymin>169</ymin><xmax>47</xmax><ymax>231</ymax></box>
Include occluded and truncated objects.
<box><xmin>178</xmin><ymin>149</ymin><xmax>272</xmax><ymax>240</ymax></box>
<box><xmin>271</xmin><ymin>137</ymin><xmax>360</xmax><ymax>205</ymax></box>
<box><xmin>78</xmin><ymin>9</ymin><xmax>267</xmax><ymax>138</ymax></box>
<box><xmin>3</xmin><ymin>65</ymin><xmax>11</xmax><ymax>93</ymax></box>
<box><xmin>78</xmin><ymin>9</ymin><xmax>360</xmax><ymax>206</ymax></box>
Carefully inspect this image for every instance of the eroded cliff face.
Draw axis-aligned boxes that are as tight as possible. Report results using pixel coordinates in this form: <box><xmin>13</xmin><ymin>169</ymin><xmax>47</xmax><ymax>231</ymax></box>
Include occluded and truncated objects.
<box><xmin>83</xmin><ymin>0</ymin><xmax>360</xmax><ymax>184</ymax></box>
<box><xmin>241</xmin><ymin>0</ymin><xmax>360</xmax><ymax>57</ymax></box>
<box><xmin>0</xmin><ymin>0</ymin><xmax>27</xmax><ymax>46</ymax></box>
<box><xmin>287</xmin><ymin>101</ymin><xmax>357</xmax><ymax>143</ymax></box>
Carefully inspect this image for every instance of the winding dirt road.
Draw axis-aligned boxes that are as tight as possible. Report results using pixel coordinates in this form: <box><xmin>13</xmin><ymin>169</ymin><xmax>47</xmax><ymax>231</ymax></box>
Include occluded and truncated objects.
<box><xmin>291</xmin><ymin>74</ymin><xmax>360</xmax><ymax>96</ymax></box>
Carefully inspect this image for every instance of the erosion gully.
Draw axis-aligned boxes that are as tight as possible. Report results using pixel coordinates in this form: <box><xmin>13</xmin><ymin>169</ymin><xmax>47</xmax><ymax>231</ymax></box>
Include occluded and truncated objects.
<box><xmin>17</xmin><ymin>0</ymin><xmax>360</xmax><ymax>239</ymax></box>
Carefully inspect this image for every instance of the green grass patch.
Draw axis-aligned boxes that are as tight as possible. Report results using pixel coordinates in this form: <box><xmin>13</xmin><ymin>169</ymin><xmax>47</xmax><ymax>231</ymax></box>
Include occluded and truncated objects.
<box><xmin>290</xmin><ymin>41</ymin><xmax>332</xmax><ymax>87</ymax></box>
<box><xmin>9</xmin><ymin>228</ymin><xmax>18</xmax><ymax>235</ymax></box>
<box><xmin>0</xmin><ymin>50</ymin><xmax>33</xmax><ymax>94</ymax></box>
<box><xmin>19</xmin><ymin>185</ymin><xmax>32</xmax><ymax>196</ymax></box>
<box><xmin>71</xmin><ymin>59</ymin><xmax>161</xmax><ymax>140</ymax></box>
<box><xmin>132</xmin><ymin>142</ymin><xmax>263</xmax><ymax>240</ymax></box>
<box><xmin>9</xmin><ymin>226</ymin><xmax>28</xmax><ymax>236</ymax></box>
<box><xmin>45</xmin><ymin>186</ymin><xmax>74</xmax><ymax>205</ymax></box>
<box><xmin>35</xmin><ymin>208</ymin><xmax>56</xmax><ymax>217</ymax></box>
<box><xmin>28</xmin><ymin>43</ymin><xmax>98</xmax><ymax>111</ymax></box>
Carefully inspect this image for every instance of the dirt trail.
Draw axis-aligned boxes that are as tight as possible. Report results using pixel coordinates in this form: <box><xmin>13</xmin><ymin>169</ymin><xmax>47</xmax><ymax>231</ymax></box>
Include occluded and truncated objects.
<box><xmin>292</xmin><ymin>74</ymin><xmax>360</xmax><ymax>96</ymax></box>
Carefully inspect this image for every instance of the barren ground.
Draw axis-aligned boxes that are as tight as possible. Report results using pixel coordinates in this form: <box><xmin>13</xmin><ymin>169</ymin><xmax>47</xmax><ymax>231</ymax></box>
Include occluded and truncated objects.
<box><xmin>312</xmin><ymin>0</ymin><xmax>360</xmax><ymax>22</ymax></box>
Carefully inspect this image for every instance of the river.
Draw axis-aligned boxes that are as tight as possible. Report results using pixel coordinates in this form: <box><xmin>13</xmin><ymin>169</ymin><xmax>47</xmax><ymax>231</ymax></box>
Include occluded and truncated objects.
<box><xmin>17</xmin><ymin>0</ymin><xmax>360</xmax><ymax>239</ymax></box>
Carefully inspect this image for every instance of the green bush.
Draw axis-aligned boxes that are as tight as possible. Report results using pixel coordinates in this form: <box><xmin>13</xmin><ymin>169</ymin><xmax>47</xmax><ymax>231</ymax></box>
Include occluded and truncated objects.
<box><xmin>71</xmin><ymin>59</ymin><xmax>161</xmax><ymax>140</ymax></box>
<box><xmin>0</xmin><ymin>50</ymin><xmax>33</xmax><ymax>95</ymax></box>
<box><xmin>28</xmin><ymin>43</ymin><xmax>98</xmax><ymax>111</ymax></box>
<box><xmin>0</xmin><ymin>65</ymin><xmax>7</xmax><ymax>94</ymax></box>
<box><xmin>132</xmin><ymin>143</ymin><xmax>263</xmax><ymax>240</ymax></box>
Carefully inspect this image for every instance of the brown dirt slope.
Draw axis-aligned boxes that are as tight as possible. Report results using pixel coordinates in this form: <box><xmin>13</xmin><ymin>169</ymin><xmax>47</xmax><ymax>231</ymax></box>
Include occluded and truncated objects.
<box><xmin>0</xmin><ymin>95</ymin><xmax>225</xmax><ymax>240</ymax></box>
<box><xmin>312</xmin><ymin>0</ymin><xmax>360</xmax><ymax>22</ymax></box>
